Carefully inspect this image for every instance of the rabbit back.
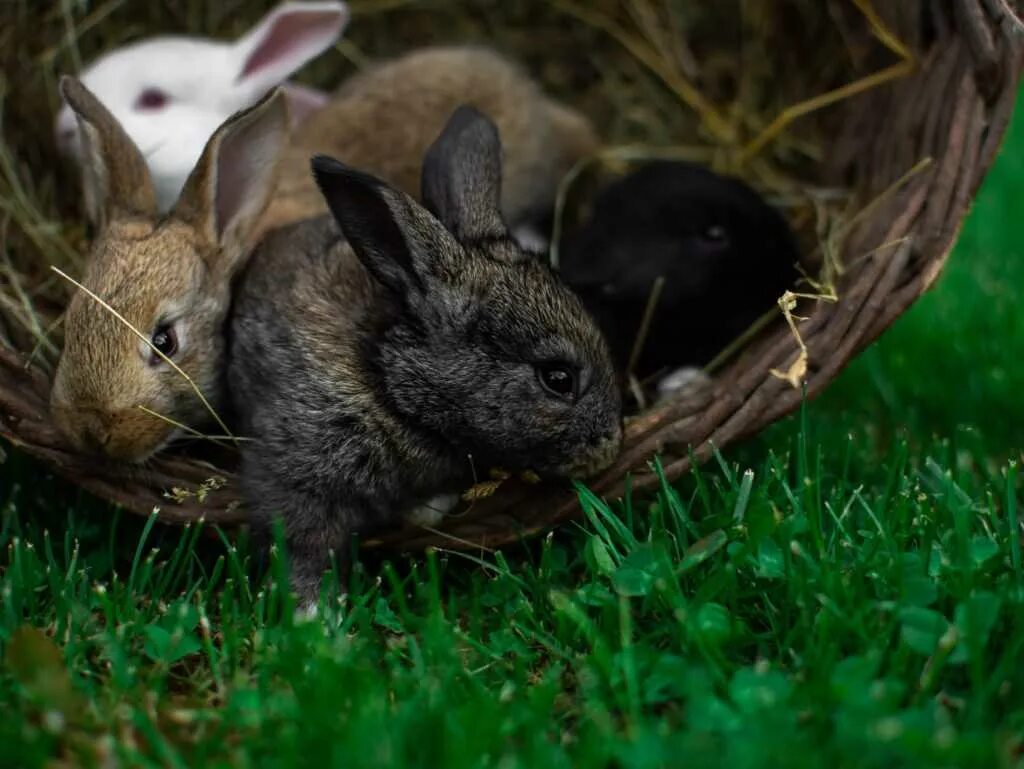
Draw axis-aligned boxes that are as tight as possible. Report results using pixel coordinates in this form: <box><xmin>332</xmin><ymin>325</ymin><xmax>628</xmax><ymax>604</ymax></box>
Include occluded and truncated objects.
<box><xmin>260</xmin><ymin>46</ymin><xmax>597</xmax><ymax>236</ymax></box>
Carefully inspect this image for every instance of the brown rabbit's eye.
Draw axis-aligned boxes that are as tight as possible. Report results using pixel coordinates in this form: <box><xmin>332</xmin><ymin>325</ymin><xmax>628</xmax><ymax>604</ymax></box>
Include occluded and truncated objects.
<box><xmin>537</xmin><ymin>363</ymin><xmax>578</xmax><ymax>401</ymax></box>
<box><xmin>135</xmin><ymin>88</ymin><xmax>169</xmax><ymax>111</ymax></box>
<box><xmin>149</xmin><ymin>324</ymin><xmax>178</xmax><ymax>364</ymax></box>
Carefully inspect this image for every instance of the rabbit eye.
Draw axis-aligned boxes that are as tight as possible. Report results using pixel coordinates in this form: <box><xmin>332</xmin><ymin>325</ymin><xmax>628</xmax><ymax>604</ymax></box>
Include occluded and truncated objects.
<box><xmin>149</xmin><ymin>324</ymin><xmax>178</xmax><ymax>365</ymax></box>
<box><xmin>536</xmin><ymin>363</ymin><xmax>578</xmax><ymax>401</ymax></box>
<box><xmin>135</xmin><ymin>88</ymin><xmax>169</xmax><ymax>111</ymax></box>
<box><xmin>702</xmin><ymin>225</ymin><xmax>729</xmax><ymax>245</ymax></box>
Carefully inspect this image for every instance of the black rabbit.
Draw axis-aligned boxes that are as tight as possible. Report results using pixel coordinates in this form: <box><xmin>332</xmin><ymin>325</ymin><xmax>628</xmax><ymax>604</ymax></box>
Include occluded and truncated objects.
<box><xmin>559</xmin><ymin>161</ymin><xmax>800</xmax><ymax>382</ymax></box>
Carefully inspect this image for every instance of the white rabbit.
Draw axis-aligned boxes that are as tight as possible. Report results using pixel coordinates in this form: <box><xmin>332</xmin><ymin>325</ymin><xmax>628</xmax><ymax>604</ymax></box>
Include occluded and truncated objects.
<box><xmin>55</xmin><ymin>1</ymin><xmax>348</xmax><ymax>213</ymax></box>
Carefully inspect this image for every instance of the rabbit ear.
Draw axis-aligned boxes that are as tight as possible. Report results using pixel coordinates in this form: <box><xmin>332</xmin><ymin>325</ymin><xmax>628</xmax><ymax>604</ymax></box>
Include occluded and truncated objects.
<box><xmin>232</xmin><ymin>2</ymin><xmax>349</xmax><ymax>100</ymax></box>
<box><xmin>172</xmin><ymin>89</ymin><xmax>288</xmax><ymax>278</ymax></box>
<box><xmin>313</xmin><ymin>155</ymin><xmax>444</xmax><ymax>297</ymax></box>
<box><xmin>58</xmin><ymin>76</ymin><xmax>157</xmax><ymax>228</ymax></box>
<box><xmin>279</xmin><ymin>82</ymin><xmax>329</xmax><ymax>127</ymax></box>
<box><xmin>421</xmin><ymin>105</ymin><xmax>508</xmax><ymax>244</ymax></box>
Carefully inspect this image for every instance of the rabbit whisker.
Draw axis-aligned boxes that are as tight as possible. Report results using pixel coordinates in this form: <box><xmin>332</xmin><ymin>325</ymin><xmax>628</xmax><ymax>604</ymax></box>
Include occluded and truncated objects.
<box><xmin>136</xmin><ymin>405</ymin><xmax>250</xmax><ymax>451</ymax></box>
<box><xmin>625</xmin><ymin>274</ymin><xmax>665</xmax><ymax>380</ymax></box>
<box><xmin>50</xmin><ymin>266</ymin><xmax>238</xmax><ymax>443</ymax></box>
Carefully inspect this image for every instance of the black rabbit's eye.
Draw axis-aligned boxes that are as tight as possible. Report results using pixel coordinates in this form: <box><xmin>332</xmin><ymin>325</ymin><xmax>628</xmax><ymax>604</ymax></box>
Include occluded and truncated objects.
<box><xmin>537</xmin><ymin>363</ymin><xmax>578</xmax><ymax>401</ymax></box>
<box><xmin>703</xmin><ymin>225</ymin><xmax>729</xmax><ymax>244</ymax></box>
<box><xmin>149</xmin><ymin>324</ymin><xmax>178</xmax><ymax>364</ymax></box>
<box><xmin>135</xmin><ymin>88</ymin><xmax>169</xmax><ymax>111</ymax></box>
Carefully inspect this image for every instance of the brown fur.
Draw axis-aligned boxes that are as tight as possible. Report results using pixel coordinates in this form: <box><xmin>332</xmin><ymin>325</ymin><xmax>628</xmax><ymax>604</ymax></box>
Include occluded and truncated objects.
<box><xmin>50</xmin><ymin>81</ymin><xmax>287</xmax><ymax>460</ymax></box>
<box><xmin>257</xmin><ymin>46</ymin><xmax>599</xmax><ymax>237</ymax></box>
<box><xmin>59</xmin><ymin>78</ymin><xmax>157</xmax><ymax>228</ymax></box>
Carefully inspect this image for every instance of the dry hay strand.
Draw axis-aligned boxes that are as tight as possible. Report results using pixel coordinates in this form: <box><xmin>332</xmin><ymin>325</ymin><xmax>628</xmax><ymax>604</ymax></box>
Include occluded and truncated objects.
<box><xmin>0</xmin><ymin>0</ymin><xmax>1020</xmax><ymax>550</ymax></box>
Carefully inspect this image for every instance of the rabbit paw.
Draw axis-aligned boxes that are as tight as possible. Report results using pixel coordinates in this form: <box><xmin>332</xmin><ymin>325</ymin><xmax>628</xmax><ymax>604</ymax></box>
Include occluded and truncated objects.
<box><xmin>405</xmin><ymin>493</ymin><xmax>460</xmax><ymax>527</ymax></box>
<box><xmin>656</xmin><ymin>367</ymin><xmax>712</xmax><ymax>403</ymax></box>
<box><xmin>511</xmin><ymin>224</ymin><xmax>550</xmax><ymax>255</ymax></box>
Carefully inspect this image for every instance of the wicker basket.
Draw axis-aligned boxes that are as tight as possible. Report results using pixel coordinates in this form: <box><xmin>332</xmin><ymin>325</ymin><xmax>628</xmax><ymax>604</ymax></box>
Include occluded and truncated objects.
<box><xmin>0</xmin><ymin>0</ymin><xmax>1020</xmax><ymax>550</ymax></box>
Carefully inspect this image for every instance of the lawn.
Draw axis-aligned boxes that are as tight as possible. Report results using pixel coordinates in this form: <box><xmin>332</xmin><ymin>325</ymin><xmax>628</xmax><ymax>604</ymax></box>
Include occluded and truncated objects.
<box><xmin>2</xmin><ymin>56</ymin><xmax>1024</xmax><ymax>769</ymax></box>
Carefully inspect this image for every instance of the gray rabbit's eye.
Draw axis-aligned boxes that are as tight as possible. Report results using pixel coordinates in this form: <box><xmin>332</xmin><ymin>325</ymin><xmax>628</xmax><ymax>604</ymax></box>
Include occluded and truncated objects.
<box><xmin>536</xmin><ymin>363</ymin><xmax>578</xmax><ymax>401</ymax></box>
<box><xmin>148</xmin><ymin>323</ymin><xmax>178</xmax><ymax>366</ymax></box>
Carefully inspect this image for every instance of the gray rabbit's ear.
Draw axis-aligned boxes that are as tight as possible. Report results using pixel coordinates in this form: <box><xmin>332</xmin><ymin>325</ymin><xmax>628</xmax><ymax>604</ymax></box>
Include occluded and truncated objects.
<box><xmin>312</xmin><ymin>155</ymin><xmax>442</xmax><ymax>297</ymax></box>
<box><xmin>421</xmin><ymin>105</ymin><xmax>509</xmax><ymax>244</ymax></box>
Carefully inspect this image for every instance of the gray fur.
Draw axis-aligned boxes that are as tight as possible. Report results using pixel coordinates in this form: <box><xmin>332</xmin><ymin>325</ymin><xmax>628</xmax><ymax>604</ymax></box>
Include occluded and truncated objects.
<box><xmin>228</xmin><ymin>109</ymin><xmax>622</xmax><ymax>603</ymax></box>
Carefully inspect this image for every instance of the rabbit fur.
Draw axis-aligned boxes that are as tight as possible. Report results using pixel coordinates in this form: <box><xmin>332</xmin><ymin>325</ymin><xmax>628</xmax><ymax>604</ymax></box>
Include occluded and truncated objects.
<box><xmin>559</xmin><ymin>161</ymin><xmax>800</xmax><ymax>383</ymax></box>
<box><xmin>228</xmin><ymin>107</ymin><xmax>622</xmax><ymax>604</ymax></box>
<box><xmin>55</xmin><ymin>1</ymin><xmax>349</xmax><ymax>213</ymax></box>
<box><xmin>255</xmin><ymin>46</ymin><xmax>599</xmax><ymax>240</ymax></box>
<box><xmin>49</xmin><ymin>47</ymin><xmax>597</xmax><ymax>463</ymax></box>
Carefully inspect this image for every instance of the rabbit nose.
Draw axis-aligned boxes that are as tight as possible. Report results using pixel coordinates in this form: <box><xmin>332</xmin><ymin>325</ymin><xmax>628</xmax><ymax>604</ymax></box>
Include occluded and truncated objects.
<box><xmin>79</xmin><ymin>411</ymin><xmax>113</xmax><ymax>453</ymax></box>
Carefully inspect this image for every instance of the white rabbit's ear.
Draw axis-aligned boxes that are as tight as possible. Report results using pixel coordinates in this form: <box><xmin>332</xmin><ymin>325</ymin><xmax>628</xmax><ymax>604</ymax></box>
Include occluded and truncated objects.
<box><xmin>58</xmin><ymin>76</ymin><xmax>157</xmax><ymax>228</ymax></box>
<box><xmin>232</xmin><ymin>2</ymin><xmax>349</xmax><ymax>99</ymax></box>
<box><xmin>172</xmin><ymin>90</ymin><xmax>289</xmax><ymax>278</ymax></box>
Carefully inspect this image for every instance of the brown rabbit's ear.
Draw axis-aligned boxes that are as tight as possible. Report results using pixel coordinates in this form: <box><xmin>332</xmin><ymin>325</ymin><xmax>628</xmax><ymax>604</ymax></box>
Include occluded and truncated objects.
<box><xmin>421</xmin><ymin>105</ymin><xmax>509</xmax><ymax>245</ymax></box>
<box><xmin>58</xmin><ymin>76</ymin><xmax>157</xmax><ymax>228</ymax></box>
<box><xmin>172</xmin><ymin>89</ymin><xmax>288</xmax><ymax>279</ymax></box>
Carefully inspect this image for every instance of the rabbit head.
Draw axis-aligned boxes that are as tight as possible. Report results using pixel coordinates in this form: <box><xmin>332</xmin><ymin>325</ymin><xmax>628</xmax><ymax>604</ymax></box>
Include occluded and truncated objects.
<box><xmin>50</xmin><ymin>77</ymin><xmax>287</xmax><ymax>462</ymax></box>
<box><xmin>560</xmin><ymin>161</ymin><xmax>800</xmax><ymax>376</ymax></box>
<box><xmin>55</xmin><ymin>1</ymin><xmax>347</xmax><ymax>212</ymax></box>
<box><xmin>313</xmin><ymin>106</ymin><xmax>623</xmax><ymax>479</ymax></box>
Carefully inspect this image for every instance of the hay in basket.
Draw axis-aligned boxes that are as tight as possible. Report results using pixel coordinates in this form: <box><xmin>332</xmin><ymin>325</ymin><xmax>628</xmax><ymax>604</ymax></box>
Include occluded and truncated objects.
<box><xmin>0</xmin><ymin>0</ymin><xmax>1020</xmax><ymax>551</ymax></box>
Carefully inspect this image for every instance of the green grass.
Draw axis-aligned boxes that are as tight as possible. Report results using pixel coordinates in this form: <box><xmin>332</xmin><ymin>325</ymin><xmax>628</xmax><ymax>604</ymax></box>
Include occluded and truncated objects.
<box><xmin>2</xmin><ymin>86</ymin><xmax>1024</xmax><ymax>769</ymax></box>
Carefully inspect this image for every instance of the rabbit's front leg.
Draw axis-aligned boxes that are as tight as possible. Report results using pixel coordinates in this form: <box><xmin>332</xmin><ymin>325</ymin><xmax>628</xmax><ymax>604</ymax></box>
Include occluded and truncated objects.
<box><xmin>285</xmin><ymin>501</ymin><xmax>353</xmax><ymax>611</ymax></box>
<box><xmin>246</xmin><ymin>473</ymin><xmax>353</xmax><ymax>611</ymax></box>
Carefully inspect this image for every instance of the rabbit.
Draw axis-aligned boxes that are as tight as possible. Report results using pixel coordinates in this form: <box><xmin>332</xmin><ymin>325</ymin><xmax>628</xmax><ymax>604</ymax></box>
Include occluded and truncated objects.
<box><xmin>49</xmin><ymin>78</ymin><xmax>290</xmax><ymax>462</ymax></box>
<box><xmin>558</xmin><ymin>160</ymin><xmax>800</xmax><ymax>385</ymax></box>
<box><xmin>255</xmin><ymin>45</ymin><xmax>599</xmax><ymax>242</ymax></box>
<box><xmin>227</xmin><ymin>106</ymin><xmax>623</xmax><ymax>606</ymax></box>
<box><xmin>55</xmin><ymin>1</ymin><xmax>349</xmax><ymax>214</ymax></box>
<box><xmin>50</xmin><ymin>48</ymin><xmax>598</xmax><ymax>465</ymax></box>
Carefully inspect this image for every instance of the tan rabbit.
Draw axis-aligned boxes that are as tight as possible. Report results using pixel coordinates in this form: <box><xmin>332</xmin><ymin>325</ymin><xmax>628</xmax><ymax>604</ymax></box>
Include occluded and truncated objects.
<box><xmin>50</xmin><ymin>78</ymin><xmax>287</xmax><ymax>461</ymax></box>
<box><xmin>257</xmin><ymin>46</ymin><xmax>598</xmax><ymax>237</ymax></box>
<box><xmin>51</xmin><ymin>47</ymin><xmax>599</xmax><ymax>462</ymax></box>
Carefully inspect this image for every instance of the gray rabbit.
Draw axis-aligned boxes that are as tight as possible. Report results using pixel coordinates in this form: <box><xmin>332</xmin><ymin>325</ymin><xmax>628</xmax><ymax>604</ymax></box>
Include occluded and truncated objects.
<box><xmin>228</xmin><ymin>107</ymin><xmax>623</xmax><ymax>605</ymax></box>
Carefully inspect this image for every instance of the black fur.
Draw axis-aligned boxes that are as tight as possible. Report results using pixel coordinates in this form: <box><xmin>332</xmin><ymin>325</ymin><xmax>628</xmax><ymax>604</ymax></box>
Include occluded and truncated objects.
<box><xmin>559</xmin><ymin>161</ymin><xmax>800</xmax><ymax>378</ymax></box>
<box><xmin>229</xmin><ymin>109</ymin><xmax>622</xmax><ymax>604</ymax></box>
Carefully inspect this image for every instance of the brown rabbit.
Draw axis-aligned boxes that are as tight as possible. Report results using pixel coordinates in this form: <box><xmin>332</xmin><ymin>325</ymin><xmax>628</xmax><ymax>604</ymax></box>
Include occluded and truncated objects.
<box><xmin>257</xmin><ymin>46</ymin><xmax>598</xmax><ymax>238</ymax></box>
<box><xmin>50</xmin><ymin>79</ymin><xmax>287</xmax><ymax>461</ymax></box>
<box><xmin>51</xmin><ymin>46</ymin><xmax>598</xmax><ymax>462</ymax></box>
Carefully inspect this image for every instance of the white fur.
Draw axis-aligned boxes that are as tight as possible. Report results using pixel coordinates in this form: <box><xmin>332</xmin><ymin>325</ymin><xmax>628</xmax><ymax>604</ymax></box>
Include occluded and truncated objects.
<box><xmin>511</xmin><ymin>223</ymin><xmax>550</xmax><ymax>255</ymax></box>
<box><xmin>656</xmin><ymin>366</ymin><xmax>712</xmax><ymax>402</ymax></box>
<box><xmin>405</xmin><ymin>493</ymin><xmax>461</xmax><ymax>528</ymax></box>
<box><xmin>56</xmin><ymin>1</ymin><xmax>348</xmax><ymax>211</ymax></box>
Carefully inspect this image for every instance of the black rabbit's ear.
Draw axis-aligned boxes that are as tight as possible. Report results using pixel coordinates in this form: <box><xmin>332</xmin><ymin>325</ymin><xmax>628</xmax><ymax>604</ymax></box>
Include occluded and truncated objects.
<box><xmin>421</xmin><ymin>105</ymin><xmax>509</xmax><ymax>244</ymax></box>
<box><xmin>313</xmin><ymin>155</ymin><xmax>437</xmax><ymax>296</ymax></box>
